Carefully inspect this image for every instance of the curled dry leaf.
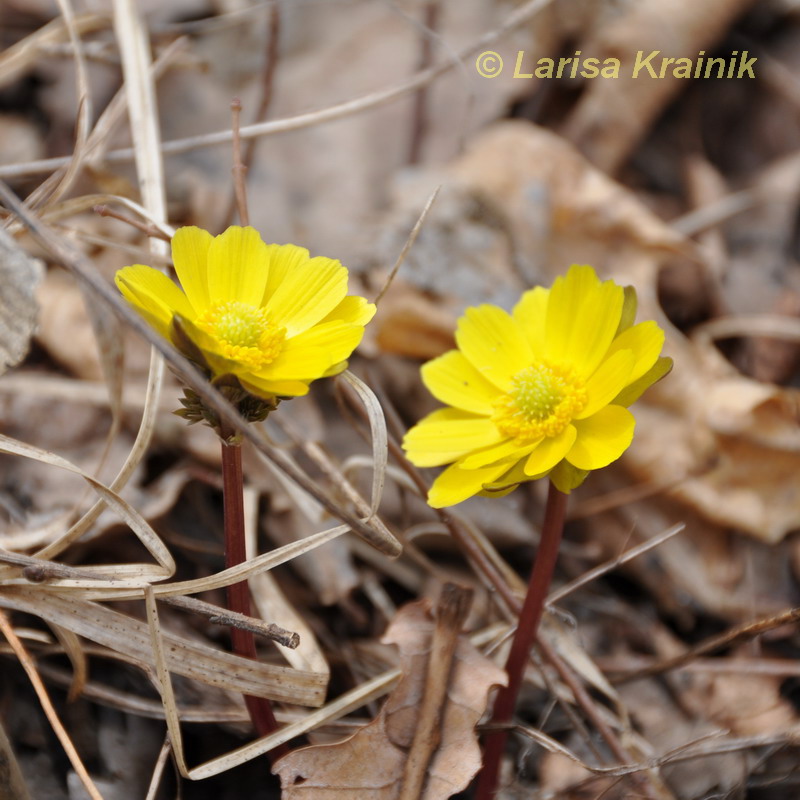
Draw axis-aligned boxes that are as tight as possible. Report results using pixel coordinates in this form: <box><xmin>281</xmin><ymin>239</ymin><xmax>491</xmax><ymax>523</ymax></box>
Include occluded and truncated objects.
<box><xmin>0</xmin><ymin>229</ymin><xmax>44</xmax><ymax>376</ymax></box>
<box><xmin>274</xmin><ymin>598</ymin><xmax>507</xmax><ymax>799</ymax></box>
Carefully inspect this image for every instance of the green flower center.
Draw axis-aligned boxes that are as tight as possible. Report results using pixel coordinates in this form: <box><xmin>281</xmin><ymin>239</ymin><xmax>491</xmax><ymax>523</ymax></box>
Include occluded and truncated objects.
<box><xmin>197</xmin><ymin>301</ymin><xmax>285</xmax><ymax>369</ymax></box>
<box><xmin>492</xmin><ymin>362</ymin><xmax>587</xmax><ymax>443</ymax></box>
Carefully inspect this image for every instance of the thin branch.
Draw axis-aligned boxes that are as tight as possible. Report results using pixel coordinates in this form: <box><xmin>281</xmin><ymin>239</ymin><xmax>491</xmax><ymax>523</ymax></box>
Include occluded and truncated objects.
<box><xmin>0</xmin><ymin>547</ymin><xmax>300</xmax><ymax>647</ymax></box>
<box><xmin>408</xmin><ymin>0</ymin><xmax>441</xmax><ymax>165</ymax></box>
<box><xmin>230</xmin><ymin>97</ymin><xmax>250</xmax><ymax>226</ymax></box>
<box><xmin>612</xmin><ymin>607</ymin><xmax>800</xmax><ymax>684</ymax></box>
<box><xmin>223</xmin><ymin>2</ymin><xmax>281</xmax><ymax>227</ymax></box>
<box><xmin>547</xmin><ymin>523</ymin><xmax>686</xmax><ymax>604</ymax></box>
<box><xmin>373</xmin><ymin>186</ymin><xmax>440</xmax><ymax>305</ymax></box>
<box><xmin>399</xmin><ymin>583</ymin><xmax>473</xmax><ymax>799</ymax></box>
<box><xmin>0</xmin><ymin>0</ymin><xmax>553</xmax><ymax>179</ymax></box>
<box><xmin>93</xmin><ymin>204</ymin><xmax>172</xmax><ymax>240</ymax></box>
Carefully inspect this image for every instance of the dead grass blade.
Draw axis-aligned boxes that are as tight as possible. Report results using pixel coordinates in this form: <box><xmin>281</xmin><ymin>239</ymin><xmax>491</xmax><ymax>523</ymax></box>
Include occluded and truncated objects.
<box><xmin>0</xmin><ymin>434</ymin><xmax>174</xmax><ymax>581</ymax></box>
<box><xmin>144</xmin><ymin>586</ymin><xmax>190</xmax><ymax>778</ymax></box>
<box><xmin>243</xmin><ymin>485</ymin><xmax>329</xmax><ymax>674</ymax></box>
<box><xmin>0</xmin><ymin>515</ymin><xmax>349</xmax><ymax>598</ymax></box>
<box><xmin>340</xmin><ymin>371</ymin><xmax>388</xmax><ymax>519</ymax></box>
<box><xmin>373</xmin><ymin>186</ymin><xmax>440</xmax><ymax>305</ymax></box>
<box><xmin>42</xmin><ymin>193</ymin><xmax>175</xmax><ymax>238</ymax></box>
<box><xmin>33</xmin><ymin>0</ymin><xmax>172</xmax><ymax>564</ymax></box>
<box><xmin>144</xmin><ymin>735</ymin><xmax>172</xmax><ymax>800</ymax></box>
<box><xmin>0</xmin><ymin>12</ymin><xmax>108</xmax><ymax>90</ymax></box>
<box><xmin>48</xmin><ymin>623</ymin><xmax>88</xmax><ymax>702</ymax></box>
<box><xmin>0</xmin><ymin>716</ymin><xmax>31</xmax><ymax>800</ymax></box>
<box><xmin>85</xmin><ymin>36</ymin><xmax>188</xmax><ymax>168</ymax></box>
<box><xmin>0</xmin><ymin>587</ymin><xmax>326</xmax><ymax>706</ymax></box>
<box><xmin>272</xmin><ymin>408</ymin><xmax>399</xmax><ymax>557</ymax></box>
<box><xmin>111</xmin><ymin>0</ymin><xmax>168</xmax><ymax>225</ymax></box>
<box><xmin>0</xmin><ymin>610</ymin><xmax>104</xmax><ymax>800</ymax></box>
<box><xmin>25</xmin><ymin>0</ymin><xmax>93</xmax><ymax>209</ymax></box>
<box><xmin>547</xmin><ymin>523</ymin><xmax>686</xmax><ymax>604</ymax></box>
<box><xmin>35</xmin><ymin>660</ymin><xmax>247</xmax><ymax>723</ymax></box>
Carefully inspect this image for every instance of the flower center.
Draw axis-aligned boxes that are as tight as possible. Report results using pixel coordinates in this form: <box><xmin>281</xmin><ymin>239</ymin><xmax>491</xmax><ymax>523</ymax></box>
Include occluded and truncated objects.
<box><xmin>492</xmin><ymin>362</ymin><xmax>587</xmax><ymax>443</ymax></box>
<box><xmin>197</xmin><ymin>301</ymin><xmax>285</xmax><ymax>369</ymax></box>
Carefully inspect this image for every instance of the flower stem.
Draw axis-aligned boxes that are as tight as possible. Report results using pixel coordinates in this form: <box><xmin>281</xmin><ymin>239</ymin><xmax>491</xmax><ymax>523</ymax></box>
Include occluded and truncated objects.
<box><xmin>220</xmin><ymin>436</ymin><xmax>288</xmax><ymax>760</ymax></box>
<box><xmin>475</xmin><ymin>481</ymin><xmax>568</xmax><ymax>799</ymax></box>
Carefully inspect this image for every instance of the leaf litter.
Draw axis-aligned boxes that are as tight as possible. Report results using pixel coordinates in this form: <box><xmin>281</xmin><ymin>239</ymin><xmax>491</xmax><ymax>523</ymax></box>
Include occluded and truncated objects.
<box><xmin>2</xmin><ymin>0</ymin><xmax>800</xmax><ymax>798</ymax></box>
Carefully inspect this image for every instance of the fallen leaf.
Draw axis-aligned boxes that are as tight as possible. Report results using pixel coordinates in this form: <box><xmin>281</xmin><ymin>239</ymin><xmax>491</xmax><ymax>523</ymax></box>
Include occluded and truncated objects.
<box><xmin>563</xmin><ymin>0</ymin><xmax>758</xmax><ymax>173</ymax></box>
<box><xmin>34</xmin><ymin>270</ymin><xmax>103</xmax><ymax>381</ymax></box>
<box><xmin>0</xmin><ymin>229</ymin><xmax>44</xmax><ymax>376</ymax></box>
<box><xmin>707</xmin><ymin>669</ymin><xmax>796</xmax><ymax>737</ymax></box>
<box><xmin>274</xmin><ymin>597</ymin><xmax>507</xmax><ymax>799</ymax></box>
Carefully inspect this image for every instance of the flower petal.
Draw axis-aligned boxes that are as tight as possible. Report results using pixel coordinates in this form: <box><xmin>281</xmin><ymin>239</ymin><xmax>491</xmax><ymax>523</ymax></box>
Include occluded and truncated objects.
<box><xmin>321</xmin><ymin>295</ymin><xmax>377</xmax><ymax>326</ymax></box>
<box><xmin>403</xmin><ymin>408</ymin><xmax>505</xmax><ymax>468</ymax></box>
<box><xmin>482</xmin><ymin>458</ymin><xmax>530</xmax><ymax>493</ymax></box>
<box><xmin>545</xmin><ymin>264</ymin><xmax>624</xmax><ymax>377</ymax></box>
<box><xmin>512</xmin><ymin>286</ymin><xmax>549</xmax><ymax>358</ymax></box>
<box><xmin>523</xmin><ymin>425</ymin><xmax>577</xmax><ymax>475</ymax></box>
<box><xmin>427</xmin><ymin>460</ymin><xmax>511</xmax><ymax>508</ymax></box>
<box><xmin>421</xmin><ymin>350</ymin><xmax>500</xmax><ymax>415</ymax></box>
<box><xmin>206</xmin><ymin>226</ymin><xmax>270</xmax><ymax>306</ymax></box>
<box><xmin>616</xmin><ymin>285</ymin><xmax>637</xmax><ymax>335</ymax></box>
<box><xmin>455</xmin><ymin>305</ymin><xmax>533</xmax><ymax>391</ymax></box>
<box><xmin>265</xmin><ymin>255</ymin><xmax>348</xmax><ymax>336</ymax></box>
<box><xmin>283</xmin><ymin>320</ymin><xmax>366</xmax><ymax>370</ymax></box>
<box><xmin>614</xmin><ymin>356</ymin><xmax>673</xmax><ymax>407</ymax></box>
<box><xmin>576</xmin><ymin>349</ymin><xmax>634</xmax><ymax>419</ymax></box>
<box><xmin>477</xmin><ymin>483</ymin><xmax>519</xmax><ymax>499</ymax></box>
<box><xmin>239</xmin><ymin>375</ymin><xmax>310</xmax><ymax>398</ymax></box>
<box><xmin>250</xmin><ymin>341</ymin><xmax>332</xmax><ymax>382</ymax></box>
<box><xmin>567</xmin><ymin>405</ymin><xmax>635</xmax><ymax>470</ymax></box>
<box><xmin>116</xmin><ymin>265</ymin><xmax>194</xmax><ymax>339</ymax></box>
<box><xmin>322</xmin><ymin>360</ymin><xmax>350</xmax><ymax>378</ymax></box>
<box><xmin>605</xmin><ymin>321</ymin><xmax>664</xmax><ymax>385</ymax></box>
<box><xmin>549</xmin><ymin>460</ymin><xmax>589</xmax><ymax>493</ymax></box>
<box><xmin>261</xmin><ymin>244</ymin><xmax>311</xmax><ymax>303</ymax></box>
<box><xmin>171</xmin><ymin>226</ymin><xmax>213</xmax><ymax>312</ymax></box>
<box><xmin>460</xmin><ymin>438</ymin><xmax>538</xmax><ymax>469</ymax></box>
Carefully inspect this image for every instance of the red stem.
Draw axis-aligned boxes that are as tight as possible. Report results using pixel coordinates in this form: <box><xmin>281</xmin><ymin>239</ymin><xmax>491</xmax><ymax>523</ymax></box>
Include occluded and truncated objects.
<box><xmin>475</xmin><ymin>481</ymin><xmax>568</xmax><ymax>799</ymax></box>
<box><xmin>220</xmin><ymin>438</ymin><xmax>288</xmax><ymax>759</ymax></box>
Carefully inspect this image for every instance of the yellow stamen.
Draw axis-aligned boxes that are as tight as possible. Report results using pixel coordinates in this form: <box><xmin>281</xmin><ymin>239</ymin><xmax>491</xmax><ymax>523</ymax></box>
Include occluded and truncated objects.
<box><xmin>492</xmin><ymin>362</ymin><xmax>587</xmax><ymax>443</ymax></box>
<box><xmin>197</xmin><ymin>301</ymin><xmax>285</xmax><ymax>369</ymax></box>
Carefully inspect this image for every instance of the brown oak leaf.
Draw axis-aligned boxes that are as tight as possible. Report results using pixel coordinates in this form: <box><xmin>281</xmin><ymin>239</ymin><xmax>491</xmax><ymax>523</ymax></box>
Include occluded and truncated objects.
<box><xmin>274</xmin><ymin>599</ymin><xmax>507</xmax><ymax>799</ymax></box>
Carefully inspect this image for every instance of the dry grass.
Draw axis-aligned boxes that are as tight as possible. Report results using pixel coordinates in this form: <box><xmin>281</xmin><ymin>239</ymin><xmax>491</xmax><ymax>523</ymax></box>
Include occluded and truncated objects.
<box><xmin>2</xmin><ymin>1</ymin><xmax>800</xmax><ymax>798</ymax></box>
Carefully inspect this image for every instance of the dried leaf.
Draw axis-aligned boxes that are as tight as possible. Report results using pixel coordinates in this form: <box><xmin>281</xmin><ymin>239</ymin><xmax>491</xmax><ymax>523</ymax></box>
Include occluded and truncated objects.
<box><xmin>0</xmin><ymin>229</ymin><xmax>44</xmax><ymax>376</ymax></box>
<box><xmin>275</xmin><ymin>600</ymin><xmax>507</xmax><ymax>799</ymax></box>
<box><xmin>563</xmin><ymin>0</ymin><xmax>758</xmax><ymax>173</ymax></box>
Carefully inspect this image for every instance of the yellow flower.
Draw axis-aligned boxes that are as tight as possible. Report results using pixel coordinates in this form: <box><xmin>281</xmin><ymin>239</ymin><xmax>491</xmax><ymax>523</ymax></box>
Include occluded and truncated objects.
<box><xmin>115</xmin><ymin>226</ymin><xmax>375</xmax><ymax>401</ymax></box>
<box><xmin>402</xmin><ymin>265</ymin><xmax>671</xmax><ymax>507</ymax></box>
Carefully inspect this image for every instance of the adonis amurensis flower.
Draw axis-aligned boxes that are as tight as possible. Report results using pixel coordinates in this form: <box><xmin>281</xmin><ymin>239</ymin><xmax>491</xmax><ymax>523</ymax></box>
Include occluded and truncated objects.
<box><xmin>403</xmin><ymin>265</ymin><xmax>671</xmax><ymax>507</ymax></box>
<box><xmin>116</xmin><ymin>226</ymin><xmax>375</xmax><ymax>428</ymax></box>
